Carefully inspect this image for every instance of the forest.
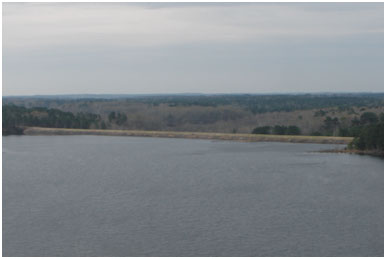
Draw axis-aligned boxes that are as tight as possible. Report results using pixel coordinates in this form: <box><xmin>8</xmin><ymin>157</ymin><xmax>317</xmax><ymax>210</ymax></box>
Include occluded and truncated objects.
<box><xmin>5</xmin><ymin>93</ymin><xmax>383</xmax><ymax>113</ymax></box>
<box><xmin>3</xmin><ymin>93</ymin><xmax>384</xmax><ymax>152</ymax></box>
<box><xmin>3</xmin><ymin>105</ymin><xmax>102</xmax><ymax>135</ymax></box>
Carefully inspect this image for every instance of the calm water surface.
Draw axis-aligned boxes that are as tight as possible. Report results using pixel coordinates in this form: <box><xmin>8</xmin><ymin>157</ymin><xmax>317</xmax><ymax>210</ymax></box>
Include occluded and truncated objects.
<box><xmin>3</xmin><ymin>135</ymin><xmax>384</xmax><ymax>256</ymax></box>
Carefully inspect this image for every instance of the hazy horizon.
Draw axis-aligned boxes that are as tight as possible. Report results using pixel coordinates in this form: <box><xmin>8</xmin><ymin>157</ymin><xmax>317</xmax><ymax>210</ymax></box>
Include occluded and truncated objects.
<box><xmin>3</xmin><ymin>91</ymin><xmax>384</xmax><ymax>99</ymax></box>
<box><xmin>3</xmin><ymin>3</ymin><xmax>384</xmax><ymax>96</ymax></box>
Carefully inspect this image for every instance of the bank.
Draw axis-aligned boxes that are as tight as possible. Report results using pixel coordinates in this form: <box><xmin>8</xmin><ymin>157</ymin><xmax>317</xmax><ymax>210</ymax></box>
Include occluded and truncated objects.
<box><xmin>22</xmin><ymin>127</ymin><xmax>353</xmax><ymax>144</ymax></box>
<box><xmin>319</xmin><ymin>148</ymin><xmax>384</xmax><ymax>158</ymax></box>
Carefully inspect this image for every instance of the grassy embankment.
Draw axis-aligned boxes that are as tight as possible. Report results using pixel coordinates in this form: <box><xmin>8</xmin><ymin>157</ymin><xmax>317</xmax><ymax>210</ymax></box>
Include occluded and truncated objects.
<box><xmin>23</xmin><ymin>127</ymin><xmax>353</xmax><ymax>144</ymax></box>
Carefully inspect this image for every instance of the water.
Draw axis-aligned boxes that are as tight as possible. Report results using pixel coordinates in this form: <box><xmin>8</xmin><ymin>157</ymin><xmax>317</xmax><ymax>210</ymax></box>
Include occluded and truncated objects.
<box><xmin>3</xmin><ymin>135</ymin><xmax>384</xmax><ymax>256</ymax></box>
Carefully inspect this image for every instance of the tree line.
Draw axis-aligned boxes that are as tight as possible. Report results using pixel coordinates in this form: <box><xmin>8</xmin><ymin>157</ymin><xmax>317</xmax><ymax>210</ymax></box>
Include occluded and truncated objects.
<box><xmin>3</xmin><ymin>103</ymin><xmax>384</xmax><ymax>154</ymax></box>
<box><xmin>348</xmin><ymin>113</ymin><xmax>383</xmax><ymax>152</ymax></box>
<box><xmin>313</xmin><ymin>112</ymin><xmax>383</xmax><ymax>138</ymax></box>
<box><xmin>3</xmin><ymin>105</ymin><xmax>103</xmax><ymax>135</ymax></box>
<box><xmin>251</xmin><ymin>111</ymin><xmax>383</xmax><ymax>153</ymax></box>
<box><xmin>130</xmin><ymin>93</ymin><xmax>383</xmax><ymax>114</ymax></box>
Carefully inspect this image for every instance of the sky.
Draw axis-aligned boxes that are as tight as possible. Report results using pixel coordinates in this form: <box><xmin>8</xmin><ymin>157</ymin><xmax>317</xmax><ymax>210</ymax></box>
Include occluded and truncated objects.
<box><xmin>2</xmin><ymin>2</ymin><xmax>384</xmax><ymax>96</ymax></box>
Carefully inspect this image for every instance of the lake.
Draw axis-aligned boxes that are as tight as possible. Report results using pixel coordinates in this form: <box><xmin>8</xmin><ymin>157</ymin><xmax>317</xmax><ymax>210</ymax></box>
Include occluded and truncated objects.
<box><xmin>3</xmin><ymin>135</ymin><xmax>384</xmax><ymax>256</ymax></box>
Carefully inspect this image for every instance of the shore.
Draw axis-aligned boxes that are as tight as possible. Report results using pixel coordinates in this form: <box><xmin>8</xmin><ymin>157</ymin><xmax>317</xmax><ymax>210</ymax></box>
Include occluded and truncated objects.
<box><xmin>23</xmin><ymin>127</ymin><xmax>353</xmax><ymax>144</ymax></box>
<box><xmin>319</xmin><ymin>148</ymin><xmax>384</xmax><ymax>158</ymax></box>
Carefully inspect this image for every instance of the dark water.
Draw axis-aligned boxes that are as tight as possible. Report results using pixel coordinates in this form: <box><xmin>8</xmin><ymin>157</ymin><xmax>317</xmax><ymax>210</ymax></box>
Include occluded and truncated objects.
<box><xmin>3</xmin><ymin>135</ymin><xmax>384</xmax><ymax>256</ymax></box>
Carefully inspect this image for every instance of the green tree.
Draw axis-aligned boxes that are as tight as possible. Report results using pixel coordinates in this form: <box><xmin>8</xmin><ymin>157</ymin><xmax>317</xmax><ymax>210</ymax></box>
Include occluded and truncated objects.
<box><xmin>360</xmin><ymin>112</ymin><xmax>378</xmax><ymax>125</ymax></box>
<box><xmin>273</xmin><ymin>125</ymin><xmax>287</xmax><ymax>135</ymax></box>
<box><xmin>252</xmin><ymin>126</ymin><xmax>271</xmax><ymax>134</ymax></box>
<box><xmin>286</xmin><ymin>125</ymin><xmax>301</xmax><ymax>135</ymax></box>
<box><xmin>108</xmin><ymin>112</ymin><xmax>116</xmax><ymax>122</ymax></box>
<box><xmin>323</xmin><ymin>116</ymin><xmax>339</xmax><ymax>136</ymax></box>
<box><xmin>116</xmin><ymin>113</ymin><xmax>127</xmax><ymax>126</ymax></box>
<box><xmin>350</xmin><ymin>120</ymin><xmax>384</xmax><ymax>151</ymax></box>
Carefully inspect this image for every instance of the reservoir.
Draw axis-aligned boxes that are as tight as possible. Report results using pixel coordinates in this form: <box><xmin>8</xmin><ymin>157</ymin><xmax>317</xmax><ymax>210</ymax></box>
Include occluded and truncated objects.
<box><xmin>3</xmin><ymin>135</ymin><xmax>383</xmax><ymax>256</ymax></box>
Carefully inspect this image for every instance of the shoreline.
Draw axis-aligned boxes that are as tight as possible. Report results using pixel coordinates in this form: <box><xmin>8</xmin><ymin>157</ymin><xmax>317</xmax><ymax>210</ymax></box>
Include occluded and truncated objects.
<box><xmin>22</xmin><ymin>127</ymin><xmax>353</xmax><ymax>145</ymax></box>
<box><xmin>319</xmin><ymin>148</ymin><xmax>384</xmax><ymax>158</ymax></box>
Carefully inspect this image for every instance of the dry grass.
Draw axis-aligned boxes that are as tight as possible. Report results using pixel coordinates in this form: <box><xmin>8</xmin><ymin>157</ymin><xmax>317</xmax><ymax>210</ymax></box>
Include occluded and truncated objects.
<box><xmin>24</xmin><ymin>127</ymin><xmax>353</xmax><ymax>144</ymax></box>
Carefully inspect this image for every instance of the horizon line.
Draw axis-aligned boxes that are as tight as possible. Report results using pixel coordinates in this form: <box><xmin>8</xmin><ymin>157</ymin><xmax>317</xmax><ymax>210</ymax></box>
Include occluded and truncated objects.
<box><xmin>3</xmin><ymin>91</ymin><xmax>385</xmax><ymax>98</ymax></box>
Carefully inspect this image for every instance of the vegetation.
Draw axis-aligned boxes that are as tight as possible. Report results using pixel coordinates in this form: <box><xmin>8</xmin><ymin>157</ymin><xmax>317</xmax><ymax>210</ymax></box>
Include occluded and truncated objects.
<box><xmin>124</xmin><ymin>93</ymin><xmax>383</xmax><ymax>114</ymax></box>
<box><xmin>4</xmin><ymin>93</ymin><xmax>382</xmax><ymax>115</ymax></box>
<box><xmin>252</xmin><ymin>126</ymin><xmax>271</xmax><ymax>134</ymax></box>
<box><xmin>3</xmin><ymin>105</ymin><xmax>102</xmax><ymax>135</ymax></box>
<box><xmin>348</xmin><ymin>113</ymin><xmax>384</xmax><ymax>153</ymax></box>
<box><xmin>108</xmin><ymin>111</ymin><xmax>127</xmax><ymax>126</ymax></box>
<box><xmin>252</xmin><ymin>125</ymin><xmax>301</xmax><ymax>135</ymax></box>
<box><xmin>3</xmin><ymin>94</ymin><xmax>383</xmax><ymax>155</ymax></box>
<box><xmin>23</xmin><ymin>127</ymin><xmax>353</xmax><ymax>145</ymax></box>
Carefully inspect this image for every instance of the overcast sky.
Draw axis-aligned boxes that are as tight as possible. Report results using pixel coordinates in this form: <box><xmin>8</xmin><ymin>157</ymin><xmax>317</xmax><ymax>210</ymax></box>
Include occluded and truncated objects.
<box><xmin>3</xmin><ymin>2</ymin><xmax>384</xmax><ymax>96</ymax></box>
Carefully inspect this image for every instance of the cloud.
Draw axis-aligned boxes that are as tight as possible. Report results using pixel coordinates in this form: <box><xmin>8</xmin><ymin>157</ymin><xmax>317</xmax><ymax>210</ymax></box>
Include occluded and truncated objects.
<box><xmin>2</xmin><ymin>3</ymin><xmax>384</xmax><ymax>95</ymax></box>
<box><xmin>3</xmin><ymin>3</ymin><xmax>384</xmax><ymax>50</ymax></box>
